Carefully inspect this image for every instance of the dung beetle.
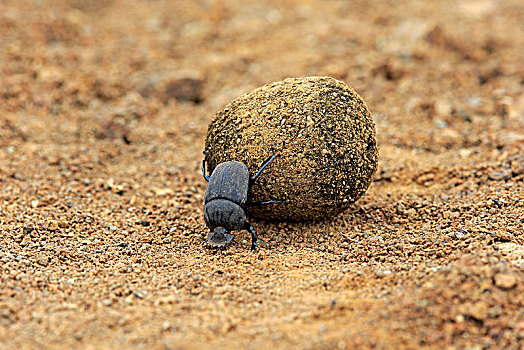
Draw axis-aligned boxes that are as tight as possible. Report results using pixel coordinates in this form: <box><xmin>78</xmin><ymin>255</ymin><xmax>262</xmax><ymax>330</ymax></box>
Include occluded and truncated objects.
<box><xmin>201</xmin><ymin>152</ymin><xmax>282</xmax><ymax>251</ymax></box>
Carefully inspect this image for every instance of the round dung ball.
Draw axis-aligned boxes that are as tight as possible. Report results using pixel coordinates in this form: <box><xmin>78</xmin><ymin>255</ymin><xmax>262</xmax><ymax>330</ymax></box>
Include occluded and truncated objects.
<box><xmin>204</xmin><ymin>76</ymin><xmax>378</xmax><ymax>221</ymax></box>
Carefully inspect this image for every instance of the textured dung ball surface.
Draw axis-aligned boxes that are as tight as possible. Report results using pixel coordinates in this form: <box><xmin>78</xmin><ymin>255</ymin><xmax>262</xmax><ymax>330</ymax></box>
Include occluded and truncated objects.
<box><xmin>205</xmin><ymin>76</ymin><xmax>378</xmax><ymax>221</ymax></box>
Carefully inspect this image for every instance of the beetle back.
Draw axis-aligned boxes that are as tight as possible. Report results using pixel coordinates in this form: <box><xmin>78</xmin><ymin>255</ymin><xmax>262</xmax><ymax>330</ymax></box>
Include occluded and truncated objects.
<box><xmin>204</xmin><ymin>161</ymin><xmax>250</xmax><ymax>205</ymax></box>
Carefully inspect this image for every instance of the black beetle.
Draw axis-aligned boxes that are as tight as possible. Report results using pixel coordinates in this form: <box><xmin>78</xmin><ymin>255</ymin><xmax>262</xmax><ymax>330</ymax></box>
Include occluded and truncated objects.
<box><xmin>201</xmin><ymin>152</ymin><xmax>281</xmax><ymax>251</ymax></box>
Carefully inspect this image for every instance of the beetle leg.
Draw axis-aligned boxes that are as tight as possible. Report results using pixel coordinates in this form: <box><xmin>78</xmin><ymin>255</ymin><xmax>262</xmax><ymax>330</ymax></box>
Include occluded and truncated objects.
<box><xmin>201</xmin><ymin>151</ymin><xmax>210</xmax><ymax>182</ymax></box>
<box><xmin>246</xmin><ymin>199</ymin><xmax>286</xmax><ymax>206</ymax></box>
<box><xmin>251</xmin><ymin>154</ymin><xmax>277</xmax><ymax>182</ymax></box>
<box><xmin>243</xmin><ymin>222</ymin><xmax>259</xmax><ymax>251</ymax></box>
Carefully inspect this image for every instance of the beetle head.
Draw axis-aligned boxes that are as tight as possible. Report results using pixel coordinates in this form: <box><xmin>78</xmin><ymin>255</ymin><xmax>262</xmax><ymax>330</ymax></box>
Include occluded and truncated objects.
<box><xmin>207</xmin><ymin>227</ymin><xmax>235</xmax><ymax>247</ymax></box>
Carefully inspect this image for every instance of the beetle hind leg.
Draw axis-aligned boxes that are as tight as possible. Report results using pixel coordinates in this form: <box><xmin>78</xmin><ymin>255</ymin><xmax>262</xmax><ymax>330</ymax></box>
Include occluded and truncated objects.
<box><xmin>246</xmin><ymin>199</ymin><xmax>286</xmax><ymax>206</ymax></box>
<box><xmin>243</xmin><ymin>222</ymin><xmax>259</xmax><ymax>251</ymax></box>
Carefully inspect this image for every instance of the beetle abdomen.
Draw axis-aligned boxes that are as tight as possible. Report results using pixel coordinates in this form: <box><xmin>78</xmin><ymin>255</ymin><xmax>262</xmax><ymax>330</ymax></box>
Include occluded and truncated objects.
<box><xmin>204</xmin><ymin>161</ymin><xmax>250</xmax><ymax>205</ymax></box>
<box><xmin>204</xmin><ymin>199</ymin><xmax>246</xmax><ymax>231</ymax></box>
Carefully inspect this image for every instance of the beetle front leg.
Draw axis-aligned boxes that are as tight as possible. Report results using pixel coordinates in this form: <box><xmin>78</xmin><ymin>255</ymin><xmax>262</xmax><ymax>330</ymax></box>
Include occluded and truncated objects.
<box><xmin>243</xmin><ymin>222</ymin><xmax>259</xmax><ymax>251</ymax></box>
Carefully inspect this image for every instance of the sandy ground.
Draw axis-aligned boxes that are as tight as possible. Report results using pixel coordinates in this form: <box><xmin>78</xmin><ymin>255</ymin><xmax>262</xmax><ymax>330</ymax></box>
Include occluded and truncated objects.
<box><xmin>1</xmin><ymin>0</ymin><xmax>523</xmax><ymax>349</ymax></box>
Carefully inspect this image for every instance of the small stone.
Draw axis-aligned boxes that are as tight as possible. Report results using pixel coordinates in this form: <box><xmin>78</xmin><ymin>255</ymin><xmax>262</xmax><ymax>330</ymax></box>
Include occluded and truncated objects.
<box><xmin>406</xmin><ymin>208</ymin><xmax>417</xmax><ymax>217</ymax></box>
<box><xmin>511</xmin><ymin>161</ymin><xmax>524</xmax><ymax>176</ymax></box>
<box><xmin>48</xmin><ymin>157</ymin><xmax>60</xmax><ymax>166</ymax></box>
<box><xmin>154</xmin><ymin>188</ymin><xmax>173</xmax><ymax>196</ymax></box>
<box><xmin>489</xmin><ymin>170</ymin><xmax>511</xmax><ymax>181</ymax></box>
<box><xmin>434</xmin><ymin>119</ymin><xmax>448</xmax><ymax>129</ymax></box>
<box><xmin>106</xmin><ymin>178</ymin><xmax>125</xmax><ymax>194</ymax></box>
<box><xmin>37</xmin><ymin>255</ymin><xmax>49</xmax><ymax>267</ymax></box>
<box><xmin>94</xmin><ymin>119</ymin><xmax>130</xmax><ymax>144</ymax></box>
<box><xmin>375</xmin><ymin>269</ymin><xmax>391</xmax><ymax>278</ymax></box>
<box><xmin>463</xmin><ymin>301</ymin><xmax>489</xmax><ymax>321</ymax></box>
<box><xmin>454</xmin><ymin>228</ymin><xmax>468</xmax><ymax>239</ymax></box>
<box><xmin>154</xmin><ymin>296</ymin><xmax>178</xmax><ymax>305</ymax></box>
<box><xmin>134</xmin><ymin>70</ymin><xmax>204</xmax><ymax>103</ymax></box>
<box><xmin>48</xmin><ymin>221</ymin><xmax>59</xmax><ymax>231</ymax></box>
<box><xmin>494</xmin><ymin>273</ymin><xmax>517</xmax><ymax>289</ymax></box>
<box><xmin>101</xmin><ymin>299</ymin><xmax>112</xmax><ymax>306</ymax></box>
<box><xmin>458</xmin><ymin>0</ymin><xmax>497</xmax><ymax>17</ymax></box>
<box><xmin>190</xmin><ymin>285</ymin><xmax>203</xmax><ymax>295</ymax></box>
<box><xmin>164</xmin><ymin>78</ymin><xmax>203</xmax><ymax>103</ymax></box>
<box><xmin>467</xmin><ymin>96</ymin><xmax>483</xmax><ymax>108</ymax></box>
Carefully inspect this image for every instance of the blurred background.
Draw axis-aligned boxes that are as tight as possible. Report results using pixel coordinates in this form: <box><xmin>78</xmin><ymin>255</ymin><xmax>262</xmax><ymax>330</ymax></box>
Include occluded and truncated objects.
<box><xmin>2</xmin><ymin>0</ymin><xmax>523</xmax><ymax>163</ymax></box>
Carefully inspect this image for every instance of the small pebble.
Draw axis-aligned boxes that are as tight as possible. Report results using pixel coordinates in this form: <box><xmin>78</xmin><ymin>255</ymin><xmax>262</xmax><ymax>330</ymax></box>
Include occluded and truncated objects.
<box><xmin>494</xmin><ymin>273</ymin><xmax>517</xmax><ymax>289</ymax></box>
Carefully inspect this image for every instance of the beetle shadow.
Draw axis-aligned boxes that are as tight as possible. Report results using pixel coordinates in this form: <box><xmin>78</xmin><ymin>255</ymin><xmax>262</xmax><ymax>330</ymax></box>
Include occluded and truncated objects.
<box><xmin>196</xmin><ymin>203</ymin><xmax>382</xmax><ymax>253</ymax></box>
<box><xmin>247</xmin><ymin>204</ymin><xmax>371</xmax><ymax>251</ymax></box>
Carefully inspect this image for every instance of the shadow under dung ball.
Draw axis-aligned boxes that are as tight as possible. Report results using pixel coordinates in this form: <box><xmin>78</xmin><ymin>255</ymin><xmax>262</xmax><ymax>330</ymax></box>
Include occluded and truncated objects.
<box><xmin>205</xmin><ymin>76</ymin><xmax>378</xmax><ymax>221</ymax></box>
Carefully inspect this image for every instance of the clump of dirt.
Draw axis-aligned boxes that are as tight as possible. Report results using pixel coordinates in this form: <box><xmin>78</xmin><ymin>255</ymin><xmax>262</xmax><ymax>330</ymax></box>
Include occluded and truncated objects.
<box><xmin>205</xmin><ymin>77</ymin><xmax>378</xmax><ymax>220</ymax></box>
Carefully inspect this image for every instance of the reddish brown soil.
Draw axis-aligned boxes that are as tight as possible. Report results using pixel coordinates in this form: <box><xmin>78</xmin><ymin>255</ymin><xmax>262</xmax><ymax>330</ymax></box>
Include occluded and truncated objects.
<box><xmin>1</xmin><ymin>0</ymin><xmax>523</xmax><ymax>349</ymax></box>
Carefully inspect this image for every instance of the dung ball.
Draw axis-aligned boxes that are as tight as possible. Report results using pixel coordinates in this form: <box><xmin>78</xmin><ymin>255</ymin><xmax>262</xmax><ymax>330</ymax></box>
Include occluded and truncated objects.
<box><xmin>204</xmin><ymin>76</ymin><xmax>378</xmax><ymax>221</ymax></box>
